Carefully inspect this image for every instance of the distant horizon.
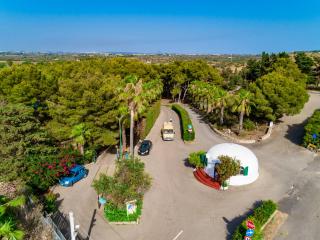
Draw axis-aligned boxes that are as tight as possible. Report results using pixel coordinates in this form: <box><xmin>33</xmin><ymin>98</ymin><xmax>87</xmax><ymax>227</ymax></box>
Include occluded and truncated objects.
<box><xmin>0</xmin><ymin>49</ymin><xmax>319</xmax><ymax>56</ymax></box>
<box><xmin>1</xmin><ymin>1</ymin><xmax>320</xmax><ymax>54</ymax></box>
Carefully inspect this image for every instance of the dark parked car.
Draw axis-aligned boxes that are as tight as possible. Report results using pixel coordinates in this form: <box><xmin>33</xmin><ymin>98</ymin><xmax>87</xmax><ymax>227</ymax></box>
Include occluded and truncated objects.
<box><xmin>59</xmin><ymin>165</ymin><xmax>88</xmax><ymax>187</ymax></box>
<box><xmin>138</xmin><ymin>140</ymin><xmax>152</xmax><ymax>156</ymax></box>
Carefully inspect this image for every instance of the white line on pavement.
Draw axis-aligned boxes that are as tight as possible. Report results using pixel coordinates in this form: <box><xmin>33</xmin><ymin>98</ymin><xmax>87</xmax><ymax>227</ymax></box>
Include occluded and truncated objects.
<box><xmin>172</xmin><ymin>230</ymin><xmax>183</xmax><ymax>240</ymax></box>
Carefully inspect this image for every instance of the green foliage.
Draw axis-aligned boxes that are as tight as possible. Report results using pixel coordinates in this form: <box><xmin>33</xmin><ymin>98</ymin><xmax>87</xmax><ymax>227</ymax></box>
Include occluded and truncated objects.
<box><xmin>0</xmin><ymin>101</ymin><xmax>57</xmax><ymax>182</ymax></box>
<box><xmin>104</xmin><ymin>200</ymin><xmax>142</xmax><ymax>222</ymax></box>
<box><xmin>93</xmin><ymin>157</ymin><xmax>151</xmax><ymax>208</ymax></box>
<box><xmin>303</xmin><ymin>109</ymin><xmax>320</xmax><ymax>148</ymax></box>
<box><xmin>171</xmin><ymin>104</ymin><xmax>195</xmax><ymax>141</ymax></box>
<box><xmin>26</xmin><ymin>150</ymin><xmax>80</xmax><ymax>191</ymax></box>
<box><xmin>250</xmin><ymin>71</ymin><xmax>309</xmax><ymax>120</ymax></box>
<box><xmin>295</xmin><ymin>52</ymin><xmax>314</xmax><ymax>84</ymax></box>
<box><xmin>232</xmin><ymin>200</ymin><xmax>277</xmax><ymax>240</ymax></box>
<box><xmin>216</xmin><ymin>155</ymin><xmax>240</xmax><ymax>183</ymax></box>
<box><xmin>141</xmin><ymin>100</ymin><xmax>161</xmax><ymax>139</ymax></box>
<box><xmin>243</xmin><ymin>119</ymin><xmax>256</xmax><ymax>131</ymax></box>
<box><xmin>188</xmin><ymin>151</ymin><xmax>206</xmax><ymax>168</ymax></box>
<box><xmin>43</xmin><ymin>192</ymin><xmax>58</xmax><ymax>214</ymax></box>
<box><xmin>0</xmin><ymin>195</ymin><xmax>25</xmax><ymax>240</ymax></box>
<box><xmin>160</xmin><ymin>60</ymin><xmax>223</xmax><ymax>100</ymax></box>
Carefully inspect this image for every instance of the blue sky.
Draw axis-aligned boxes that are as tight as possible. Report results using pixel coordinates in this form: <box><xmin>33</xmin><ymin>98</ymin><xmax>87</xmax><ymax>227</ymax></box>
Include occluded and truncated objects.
<box><xmin>0</xmin><ymin>0</ymin><xmax>319</xmax><ymax>54</ymax></box>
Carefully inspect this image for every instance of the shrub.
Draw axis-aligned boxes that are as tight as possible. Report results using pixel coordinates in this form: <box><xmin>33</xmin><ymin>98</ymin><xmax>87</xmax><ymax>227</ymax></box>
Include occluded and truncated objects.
<box><xmin>93</xmin><ymin>157</ymin><xmax>151</xmax><ymax>208</ymax></box>
<box><xmin>303</xmin><ymin>109</ymin><xmax>320</xmax><ymax>149</ymax></box>
<box><xmin>26</xmin><ymin>149</ymin><xmax>81</xmax><ymax>191</ymax></box>
<box><xmin>216</xmin><ymin>155</ymin><xmax>240</xmax><ymax>184</ymax></box>
<box><xmin>232</xmin><ymin>200</ymin><xmax>277</xmax><ymax>240</ymax></box>
<box><xmin>141</xmin><ymin>100</ymin><xmax>161</xmax><ymax>139</ymax></box>
<box><xmin>188</xmin><ymin>151</ymin><xmax>206</xmax><ymax>168</ymax></box>
<box><xmin>172</xmin><ymin>104</ymin><xmax>195</xmax><ymax>141</ymax></box>
<box><xmin>104</xmin><ymin>200</ymin><xmax>142</xmax><ymax>222</ymax></box>
<box><xmin>243</xmin><ymin>119</ymin><xmax>256</xmax><ymax>131</ymax></box>
<box><xmin>43</xmin><ymin>192</ymin><xmax>58</xmax><ymax>214</ymax></box>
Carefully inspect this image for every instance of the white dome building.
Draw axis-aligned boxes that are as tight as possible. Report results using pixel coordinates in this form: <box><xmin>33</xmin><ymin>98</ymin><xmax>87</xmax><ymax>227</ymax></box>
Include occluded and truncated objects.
<box><xmin>205</xmin><ymin>143</ymin><xmax>259</xmax><ymax>186</ymax></box>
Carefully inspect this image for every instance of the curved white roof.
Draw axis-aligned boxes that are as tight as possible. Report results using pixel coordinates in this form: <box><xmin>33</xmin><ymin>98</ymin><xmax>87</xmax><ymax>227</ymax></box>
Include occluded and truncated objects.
<box><xmin>205</xmin><ymin>143</ymin><xmax>259</xmax><ymax>186</ymax></box>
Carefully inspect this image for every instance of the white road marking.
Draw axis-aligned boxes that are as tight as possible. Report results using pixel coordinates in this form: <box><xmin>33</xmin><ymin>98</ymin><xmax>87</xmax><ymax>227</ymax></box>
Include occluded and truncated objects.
<box><xmin>172</xmin><ymin>230</ymin><xmax>183</xmax><ymax>240</ymax></box>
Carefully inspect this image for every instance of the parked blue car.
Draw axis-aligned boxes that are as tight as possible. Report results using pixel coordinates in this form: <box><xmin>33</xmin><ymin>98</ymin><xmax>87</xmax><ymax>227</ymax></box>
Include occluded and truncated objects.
<box><xmin>59</xmin><ymin>165</ymin><xmax>88</xmax><ymax>187</ymax></box>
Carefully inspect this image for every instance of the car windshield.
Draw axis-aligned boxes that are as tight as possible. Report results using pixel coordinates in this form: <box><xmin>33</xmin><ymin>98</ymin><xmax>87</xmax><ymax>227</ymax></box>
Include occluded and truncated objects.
<box><xmin>140</xmin><ymin>142</ymin><xmax>149</xmax><ymax>150</ymax></box>
<box><xmin>163</xmin><ymin>129</ymin><xmax>174</xmax><ymax>134</ymax></box>
<box><xmin>67</xmin><ymin>171</ymin><xmax>77</xmax><ymax>177</ymax></box>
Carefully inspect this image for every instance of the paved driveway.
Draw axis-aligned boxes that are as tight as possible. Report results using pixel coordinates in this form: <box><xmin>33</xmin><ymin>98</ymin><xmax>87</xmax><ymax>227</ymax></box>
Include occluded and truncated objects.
<box><xmin>55</xmin><ymin>91</ymin><xmax>320</xmax><ymax>240</ymax></box>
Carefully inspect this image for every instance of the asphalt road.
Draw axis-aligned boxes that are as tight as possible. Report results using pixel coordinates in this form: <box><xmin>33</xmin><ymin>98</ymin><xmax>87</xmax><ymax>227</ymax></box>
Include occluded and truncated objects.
<box><xmin>54</xmin><ymin>91</ymin><xmax>320</xmax><ymax>240</ymax></box>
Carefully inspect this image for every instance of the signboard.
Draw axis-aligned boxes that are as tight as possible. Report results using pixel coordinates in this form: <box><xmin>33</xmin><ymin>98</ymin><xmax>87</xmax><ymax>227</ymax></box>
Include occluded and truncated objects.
<box><xmin>246</xmin><ymin>229</ymin><xmax>254</xmax><ymax>237</ymax></box>
<box><xmin>246</xmin><ymin>220</ymin><xmax>255</xmax><ymax>229</ymax></box>
<box><xmin>126</xmin><ymin>200</ymin><xmax>137</xmax><ymax>215</ymax></box>
<box><xmin>244</xmin><ymin>237</ymin><xmax>251</xmax><ymax>240</ymax></box>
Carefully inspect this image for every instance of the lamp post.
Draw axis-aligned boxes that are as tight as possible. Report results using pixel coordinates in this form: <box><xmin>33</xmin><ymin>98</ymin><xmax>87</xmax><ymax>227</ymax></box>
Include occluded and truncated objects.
<box><xmin>118</xmin><ymin>115</ymin><xmax>125</xmax><ymax>160</ymax></box>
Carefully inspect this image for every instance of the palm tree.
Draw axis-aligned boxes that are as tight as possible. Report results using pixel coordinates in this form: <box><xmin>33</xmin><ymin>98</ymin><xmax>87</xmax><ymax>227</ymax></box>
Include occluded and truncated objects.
<box><xmin>122</xmin><ymin>75</ymin><xmax>145</xmax><ymax>156</ymax></box>
<box><xmin>214</xmin><ymin>88</ymin><xmax>229</xmax><ymax>125</ymax></box>
<box><xmin>232</xmin><ymin>89</ymin><xmax>252</xmax><ymax>133</ymax></box>
<box><xmin>70</xmin><ymin>123</ymin><xmax>91</xmax><ymax>155</ymax></box>
<box><xmin>0</xmin><ymin>196</ymin><xmax>25</xmax><ymax>240</ymax></box>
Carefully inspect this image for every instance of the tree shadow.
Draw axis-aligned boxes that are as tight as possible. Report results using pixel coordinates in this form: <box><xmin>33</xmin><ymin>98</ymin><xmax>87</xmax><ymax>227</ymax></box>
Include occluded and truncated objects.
<box><xmin>183</xmin><ymin>158</ymin><xmax>194</xmax><ymax>168</ymax></box>
<box><xmin>285</xmin><ymin>118</ymin><xmax>308</xmax><ymax>145</ymax></box>
<box><xmin>223</xmin><ymin>200</ymin><xmax>262</xmax><ymax>240</ymax></box>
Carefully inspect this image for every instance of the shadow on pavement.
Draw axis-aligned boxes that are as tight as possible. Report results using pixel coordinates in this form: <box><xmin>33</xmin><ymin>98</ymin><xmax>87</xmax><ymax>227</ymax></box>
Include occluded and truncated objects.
<box><xmin>224</xmin><ymin>201</ymin><xmax>261</xmax><ymax>240</ymax></box>
<box><xmin>183</xmin><ymin>158</ymin><xmax>194</xmax><ymax>168</ymax></box>
<box><xmin>285</xmin><ymin>118</ymin><xmax>308</xmax><ymax>145</ymax></box>
<box><xmin>86</xmin><ymin>209</ymin><xmax>97</xmax><ymax>240</ymax></box>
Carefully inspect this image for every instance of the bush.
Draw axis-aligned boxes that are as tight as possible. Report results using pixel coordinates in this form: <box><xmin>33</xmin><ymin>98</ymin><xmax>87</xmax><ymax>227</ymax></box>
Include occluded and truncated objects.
<box><xmin>232</xmin><ymin>200</ymin><xmax>277</xmax><ymax>240</ymax></box>
<box><xmin>93</xmin><ymin>157</ymin><xmax>151</xmax><ymax>208</ymax></box>
<box><xmin>172</xmin><ymin>104</ymin><xmax>195</xmax><ymax>141</ymax></box>
<box><xmin>216</xmin><ymin>155</ymin><xmax>240</xmax><ymax>184</ymax></box>
<box><xmin>141</xmin><ymin>100</ymin><xmax>161</xmax><ymax>139</ymax></box>
<box><xmin>104</xmin><ymin>200</ymin><xmax>142</xmax><ymax>222</ymax></box>
<box><xmin>26</xmin><ymin>150</ymin><xmax>81</xmax><ymax>191</ymax></box>
<box><xmin>43</xmin><ymin>192</ymin><xmax>58</xmax><ymax>214</ymax></box>
<box><xmin>303</xmin><ymin>109</ymin><xmax>320</xmax><ymax>149</ymax></box>
<box><xmin>243</xmin><ymin>119</ymin><xmax>256</xmax><ymax>131</ymax></box>
<box><xmin>188</xmin><ymin>151</ymin><xmax>206</xmax><ymax>168</ymax></box>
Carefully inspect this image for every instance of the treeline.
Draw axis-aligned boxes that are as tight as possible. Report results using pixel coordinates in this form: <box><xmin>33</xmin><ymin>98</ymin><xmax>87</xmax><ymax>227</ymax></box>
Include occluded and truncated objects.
<box><xmin>0</xmin><ymin>58</ymin><xmax>162</xmax><ymax>189</ymax></box>
<box><xmin>187</xmin><ymin>52</ymin><xmax>312</xmax><ymax>131</ymax></box>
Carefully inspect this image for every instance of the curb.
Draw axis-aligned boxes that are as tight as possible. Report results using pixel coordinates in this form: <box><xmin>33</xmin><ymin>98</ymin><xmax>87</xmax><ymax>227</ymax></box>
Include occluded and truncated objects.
<box><xmin>209</xmin><ymin>122</ymin><xmax>274</xmax><ymax>144</ymax></box>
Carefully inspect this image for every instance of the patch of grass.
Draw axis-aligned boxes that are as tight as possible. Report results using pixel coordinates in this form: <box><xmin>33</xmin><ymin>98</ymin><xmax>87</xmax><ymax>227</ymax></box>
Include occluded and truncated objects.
<box><xmin>104</xmin><ymin>200</ymin><xmax>142</xmax><ymax>222</ymax></box>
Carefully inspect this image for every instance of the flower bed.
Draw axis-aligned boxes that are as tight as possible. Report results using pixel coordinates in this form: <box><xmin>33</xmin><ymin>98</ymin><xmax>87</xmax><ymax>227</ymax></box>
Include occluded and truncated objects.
<box><xmin>232</xmin><ymin>200</ymin><xmax>277</xmax><ymax>240</ymax></box>
<box><xmin>104</xmin><ymin>200</ymin><xmax>142</xmax><ymax>223</ymax></box>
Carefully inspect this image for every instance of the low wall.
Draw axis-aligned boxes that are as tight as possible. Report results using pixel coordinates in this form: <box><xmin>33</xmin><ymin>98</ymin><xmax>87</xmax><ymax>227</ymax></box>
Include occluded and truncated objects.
<box><xmin>210</xmin><ymin>121</ymin><xmax>274</xmax><ymax>144</ymax></box>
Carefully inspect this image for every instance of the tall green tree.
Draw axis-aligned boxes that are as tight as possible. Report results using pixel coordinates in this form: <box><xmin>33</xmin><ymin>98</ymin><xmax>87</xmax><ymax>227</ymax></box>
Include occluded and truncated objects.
<box><xmin>0</xmin><ymin>101</ymin><xmax>56</xmax><ymax>182</ymax></box>
<box><xmin>250</xmin><ymin>71</ymin><xmax>309</xmax><ymax>120</ymax></box>
<box><xmin>70</xmin><ymin>123</ymin><xmax>91</xmax><ymax>155</ymax></box>
<box><xmin>232</xmin><ymin>89</ymin><xmax>253</xmax><ymax>132</ymax></box>
<box><xmin>214</xmin><ymin>88</ymin><xmax>229</xmax><ymax>125</ymax></box>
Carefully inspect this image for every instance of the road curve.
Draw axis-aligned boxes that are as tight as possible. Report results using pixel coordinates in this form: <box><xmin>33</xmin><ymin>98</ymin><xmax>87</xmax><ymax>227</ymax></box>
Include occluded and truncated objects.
<box><xmin>55</xmin><ymin>91</ymin><xmax>320</xmax><ymax>240</ymax></box>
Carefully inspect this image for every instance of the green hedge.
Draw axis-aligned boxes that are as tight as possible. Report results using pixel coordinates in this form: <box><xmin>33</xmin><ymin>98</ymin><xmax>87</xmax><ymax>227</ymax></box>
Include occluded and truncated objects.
<box><xmin>232</xmin><ymin>200</ymin><xmax>277</xmax><ymax>240</ymax></box>
<box><xmin>303</xmin><ymin>109</ymin><xmax>320</xmax><ymax>149</ymax></box>
<box><xmin>141</xmin><ymin>100</ymin><xmax>161</xmax><ymax>139</ymax></box>
<box><xmin>104</xmin><ymin>200</ymin><xmax>142</xmax><ymax>222</ymax></box>
<box><xmin>172</xmin><ymin>104</ymin><xmax>195</xmax><ymax>141</ymax></box>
